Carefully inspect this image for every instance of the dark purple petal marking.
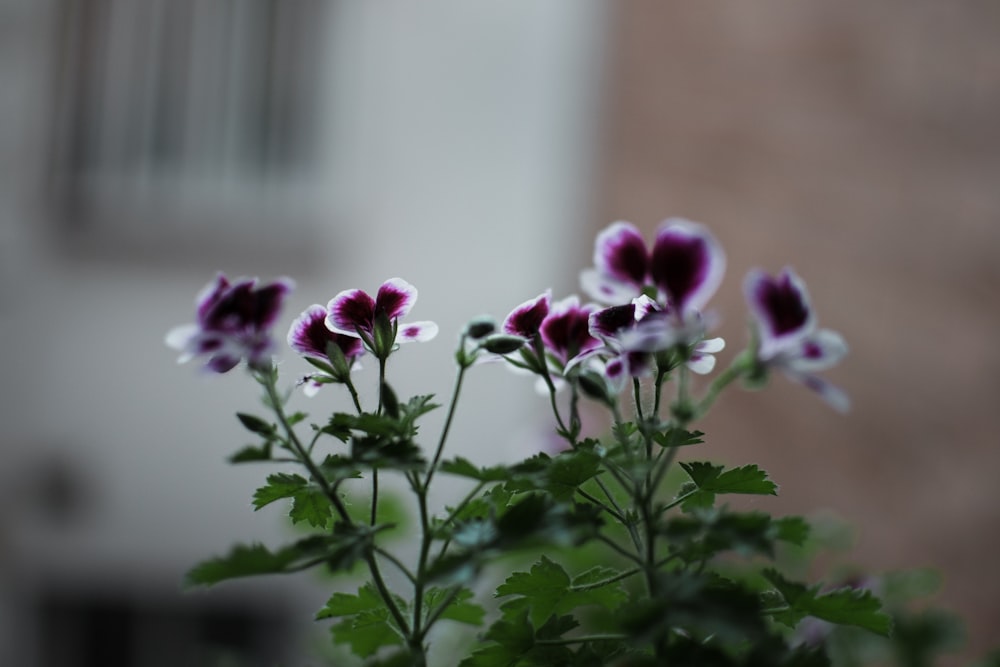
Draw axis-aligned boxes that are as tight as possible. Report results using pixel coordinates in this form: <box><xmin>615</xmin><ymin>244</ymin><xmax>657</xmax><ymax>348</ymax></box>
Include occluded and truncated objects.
<box><xmin>541</xmin><ymin>297</ymin><xmax>599</xmax><ymax>363</ymax></box>
<box><xmin>288</xmin><ymin>305</ymin><xmax>364</xmax><ymax>360</ymax></box>
<box><xmin>327</xmin><ymin>289</ymin><xmax>376</xmax><ymax>336</ymax></box>
<box><xmin>375</xmin><ymin>278</ymin><xmax>417</xmax><ymax>320</ymax></box>
<box><xmin>594</xmin><ymin>221</ymin><xmax>649</xmax><ymax>288</ymax></box>
<box><xmin>397</xmin><ymin>321</ymin><xmax>439</xmax><ymax>343</ymax></box>
<box><xmin>503</xmin><ymin>291</ymin><xmax>551</xmax><ymax>337</ymax></box>
<box><xmin>650</xmin><ymin>220</ymin><xmax>723</xmax><ymax>312</ymax></box>
<box><xmin>752</xmin><ymin>270</ymin><xmax>811</xmax><ymax>339</ymax></box>
<box><xmin>589</xmin><ymin>303</ymin><xmax>636</xmax><ymax>338</ymax></box>
<box><xmin>195</xmin><ymin>273</ymin><xmax>231</xmax><ymax>322</ymax></box>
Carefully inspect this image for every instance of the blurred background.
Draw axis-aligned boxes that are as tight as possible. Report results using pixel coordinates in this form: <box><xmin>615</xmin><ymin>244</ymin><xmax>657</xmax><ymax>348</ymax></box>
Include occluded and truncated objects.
<box><xmin>1</xmin><ymin>1</ymin><xmax>998</xmax><ymax>665</ymax></box>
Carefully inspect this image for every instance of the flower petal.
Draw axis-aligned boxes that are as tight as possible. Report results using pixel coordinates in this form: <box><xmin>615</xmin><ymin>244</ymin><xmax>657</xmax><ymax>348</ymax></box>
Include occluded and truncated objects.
<box><xmin>580</xmin><ymin>269</ymin><xmax>643</xmax><ymax>304</ymax></box>
<box><xmin>540</xmin><ymin>296</ymin><xmax>599</xmax><ymax>364</ymax></box>
<box><xmin>686</xmin><ymin>353</ymin><xmax>717</xmax><ymax>375</ymax></box>
<box><xmin>786</xmin><ymin>329</ymin><xmax>847</xmax><ymax>373</ymax></box>
<box><xmin>375</xmin><ymin>277</ymin><xmax>418</xmax><ymax>320</ymax></box>
<box><xmin>650</xmin><ymin>218</ymin><xmax>725</xmax><ymax>314</ymax></box>
<box><xmin>593</xmin><ymin>221</ymin><xmax>650</xmax><ymax>289</ymax></box>
<box><xmin>697</xmin><ymin>337</ymin><xmax>726</xmax><ymax>354</ymax></box>
<box><xmin>288</xmin><ymin>305</ymin><xmax>365</xmax><ymax>360</ymax></box>
<box><xmin>397</xmin><ymin>321</ymin><xmax>439</xmax><ymax>343</ymax></box>
<box><xmin>785</xmin><ymin>370</ymin><xmax>851</xmax><ymax>413</ymax></box>
<box><xmin>589</xmin><ymin>303</ymin><xmax>636</xmax><ymax>339</ymax></box>
<box><xmin>326</xmin><ymin>288</ymin><xmax>376</xmax><ymax>337</ymax></box>
<box><xmin>503</xmin><ymin>290</ymin><xmax>551</xmax><ymax>337</ymax></box>
<box><xmin>744</xmin><ymin>267</ymin><xmax>815</xmax><ymax>359</ymax></box>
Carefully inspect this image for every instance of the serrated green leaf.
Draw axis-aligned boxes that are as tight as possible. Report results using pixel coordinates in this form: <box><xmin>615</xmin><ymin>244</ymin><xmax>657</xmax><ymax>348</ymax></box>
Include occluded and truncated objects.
<box><xmin>289</xmin><ymin>487</ymin><xmax>333</xmax><ymax>528</ymax></box>
<box><xmin>680</xmin><ymin>461</ymin><xmax>778</xmax><ymax>496</ymax></box>
<box><xmin>497</xmin><ymin>557</ymin><xmax>626</xmax><ymax>627</ymax></box>
<box><xmin>185</xmin><ymin>536</ymin><xmax>328</xmax><ymax>587</ymax></box>
<box><xmin>439</xmin><ymin>457</ymin><xmax>511</xmax><ymax>482</ymax></box>
<box><xmin>331</xmin><ymin>609</ymin><xmax>404</xmax><ymax>658</ymax></box>
<box><xmin>424</xmin><ymin>587</ymin><xmax>485</xmax><ymax>626</ymax></box>
<box><xmin>763</xmin><ymin>569</ymin><xmax>892</xmax><ymax>636</ymax></box>
<box><xmin>252</xmin><ymin>473</ymin><xmax>308</xmax><ymax>510</ymax></box>
<box><xmin>651</xmin><ymin>427</ymin><xmax>704</xmax><ymax>448</ymax></box>
<box><xmin>774</xmin><ymin>516</ymin><xmax>811</xmax><ymax>546</ymax></box>
<box><xmin>236</xmin><ymin>412</ymin><xmax>275</xmax><ymax>436</ymax></box>
<box><xmin>316</xmin><ymin>582</ymin><xmax>387</xmax><ymax>619</ymax></box>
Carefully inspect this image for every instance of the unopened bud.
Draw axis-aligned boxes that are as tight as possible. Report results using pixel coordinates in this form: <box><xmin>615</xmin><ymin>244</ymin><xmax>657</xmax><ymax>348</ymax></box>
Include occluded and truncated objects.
<box><xmin>465</xmin><ymin>316</ymin><xmax>497</xmax><ymax>340</ymax></box>
<box><xmin>481</xmin><ymin>334</ymin><xmax>526</xmax><ymax>355</ymax></box>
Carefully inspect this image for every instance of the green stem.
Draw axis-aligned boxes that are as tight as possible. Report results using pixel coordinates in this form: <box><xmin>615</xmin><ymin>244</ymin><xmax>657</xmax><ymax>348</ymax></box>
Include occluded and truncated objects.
<box><xmin>413</xmin><ymin>358</ymin><xmax>470</xmax><ymax>645</ymax></box>
<box><xmin>569</xmin><ymin>566</ymin><xmax>642</xmax><ymax>593</ymax></box>
<box><xmin>375</xmin><ymin>546</ymin><xmax>417</xmax><ymax>584</ymax></box>
<box><xmin>535</xmin><ymin>634</ymin><xmax>630</xmax><ymax>646</ymax></box>
<box><xmin>693</xmin><ymin>355</ymin><xmax>748</xmax><ymax>419</ymax></box>
<box><xmin>577</xmin><ymin>488</ymin><xmax>627</xmax><ymax>523</ymax></box>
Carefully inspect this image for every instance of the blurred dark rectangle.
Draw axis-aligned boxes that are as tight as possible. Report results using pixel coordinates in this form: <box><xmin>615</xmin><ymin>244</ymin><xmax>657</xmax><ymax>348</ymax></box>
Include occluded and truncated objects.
<box><xmin>45</xmin><ymin>0</ymin><xmax>331</xmax><ymax>263</ymax></box>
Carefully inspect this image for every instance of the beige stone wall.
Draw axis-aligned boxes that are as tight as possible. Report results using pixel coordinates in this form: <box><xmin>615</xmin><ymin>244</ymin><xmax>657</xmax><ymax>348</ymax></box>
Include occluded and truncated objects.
<box><xmin>597</xmin><ymin>2</ymin><xmax>1000</xmax><ymax>661</ymax></box>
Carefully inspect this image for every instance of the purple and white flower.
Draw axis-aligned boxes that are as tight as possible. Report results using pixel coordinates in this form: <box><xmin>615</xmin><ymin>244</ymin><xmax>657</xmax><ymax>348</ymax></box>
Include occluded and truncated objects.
<box><xmin>166</xmin><ymin>273</ymin><xmax>293</xmax><ymax>373</ymax></box>
<box><xmin>744</xmin><ymin>268</ymin><xmax>849</xmax><ymax>412</ymax></box>
<box><xmin>540</xmin><ymin>296</ymin><xmax>601</xmax><ymax>367</ymax></box>
<box><xmin>326</xmin><ymin>278</ymin><xmax>438</xmax><ymax>348</ymax></box>
<box><xmin>579</xmin><ymin>296</ymin><xmax>725</xmax><ymax>392</ymax></box>
<box><xmin>581</xmin><ymin>219</ymin><xmax>726</xmax><ymax>318</ymax></box>
<box><xmin>502</xmin><ymin>290</ymin><xmax>552</xmax><ymax>339</ymax></box>
<box><xmin>287</xmin><ymin>304</ymin><xmax>365</xmax><ymax>395</ymax></box>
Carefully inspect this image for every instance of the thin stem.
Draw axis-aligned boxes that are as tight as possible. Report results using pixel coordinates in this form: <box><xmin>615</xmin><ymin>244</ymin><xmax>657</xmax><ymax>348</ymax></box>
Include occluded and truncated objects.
<box><xmin>365</xmin><ymin>553</ymin><xmax>412</xmax><ymax>636</ymax></box>
<box><xmin>693</xmin><ymin>355</ymin><xmax>748</xmax><ymax>419</ymax></box>
<box><xmin>532</xmin><ymin>338</ymin><xmax>572</xmax><ymax>441</ymax></box>
<box><xmin>344</xmin><ymin>375</ymin><xmax>363</xmax><ymax>414</ymax></box>
<box><xmin>577</xmin><ymin>488</ymin><xmax>627</xmax><ymax>523</ymax></box>
<box><xmin>375</xmin><ymin>547</ymin><xmax>417</xmax><ymax>584</ymax></box>
<box><xmin>413</xmin><ymin>357</ymin><xmax>471</xmax><ymax>645</ymax></box>
<box><xmin>423</xmin><ymin>363</ymin><xmax>469</xmax><ymax>492</ymax></box>
<box><xmin>569</xmin><ymin>566</ymin><xmax>642</xmax><ymax>593</ymax></box>
<box><xmin>597</xmin><ymin>533</ymin><xmax>644</xmax><ymax>565</ymax></box>
<box><xmin>535</xmin><ymin>634</ymin><xmax>630</xmax><ymax>646</ymax></box>
<box><xmin>418</xmin><ymin>585</ymin><xmax>465</xmax><ymax>642</ymax></box>
<box><xmin>632</xmin><ymin>377</ymin><xmax>645</xmax><ymax>422</ymax></box>
<box><xmin>259</xmin><ymin>371</ymin><xmax>350</xmax><ymax>522</ymax></box>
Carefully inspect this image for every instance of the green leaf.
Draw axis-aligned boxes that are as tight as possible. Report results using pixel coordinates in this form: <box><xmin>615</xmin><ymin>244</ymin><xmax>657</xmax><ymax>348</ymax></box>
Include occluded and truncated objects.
<box><xmin>439</xmin><ymin>456</ymin><xmax>511</xmax><ymax>482</ymax></box>
<box><xmin>496</xmin><ymin>557</ymin><xmax>627</xmax><ymax>627</ymax></box>
<box><xmin>650</xmin><ymin>427</ymin><xmax>704</xmax><ymax>449</ymax></box>
<box><xmin>228</xmin><ymin>443</ymin><xmax>272</xmax><ymax>463</ymax></box>
<box><xmin>316</xmin><ymin>583</ymin><xmax>406</xmax><ymax>658</ymax></box>
<box><xmin>331</xmin><ymin>609</ymin><xmax>404</xmax><ymax>658</ymax></box>
<box><xmin>678</xmin><ymin>462</ymin><xmax>778</xmax><ymax>510</ymax></box>
<box><xmin>424</xmin><ymin>587</ymin><xmax>485</xmax><ymax>626</ymax></box>
<box><xmin>252</xmin><ymin>473</ymin><xmax>308</xmax><ymax>510</ymax></box>
<box><xmin>185</xmin><ymin>543</ymin><xmax>296</xmax><ymax>586</ymax></box>
<box><xmin>774</xmin><ymin>516</ymin><xmax>811</xmax><ymax>546</ymax></box>
<box><xmin>289</xmin><ymin>486</ymin><xmax>333</xmax><ymax>528</ymax></box>
<box><xmin>236</xmin><ymin>412</ymin><xmax>274</xmax><ymax>437</ymax></box>
<box><xmin>763</xmin><ymin>569</ymin><xmax>893</xmax><ymax>637</ymax></box>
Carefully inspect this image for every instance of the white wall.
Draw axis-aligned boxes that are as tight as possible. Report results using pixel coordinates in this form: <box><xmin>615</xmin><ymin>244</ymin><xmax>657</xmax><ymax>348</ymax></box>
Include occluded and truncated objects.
<box><xmin>0</xmin><ymin>0</ymin><xmax>607</xmax><ymax>663</ymax></box>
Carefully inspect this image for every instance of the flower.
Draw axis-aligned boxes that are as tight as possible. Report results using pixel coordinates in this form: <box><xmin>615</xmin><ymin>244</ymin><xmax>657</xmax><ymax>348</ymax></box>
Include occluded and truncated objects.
<box><xmin>326</xmin><ymin>278</ymin><xmax>438</xmax><ymax>356</ymax></box>
<box><xmin>744</xmin><ymin>268</ymin><xmax>849</xmax><ymax>411</ymax></box>
<box><xmin>581</xmin><ymin>219</ymin><xmax>726</xmax><ymax>317</ymax></box>
<box><xmin>502</xmin><ymin>290</ymin><xmax>551</xmax><ymax>338</ymax></box>
<box><xmin>166</xmin><ymin>273</ymin><xmax>293</xmax><ymax>373</ymax></box>
<box><xmin>580</xmin><ymin>296</ymin><xmax>725</xmax><ymax>391</ymax></box>
<box><xmin>539</xmin><ymin>296</ymin><xmax>601</xmax><ymax>367</ymax></box>
<box><xmin>287</xmin><ymin>304</ymin><xmax>365</xmax><ymax>395</ymax></box>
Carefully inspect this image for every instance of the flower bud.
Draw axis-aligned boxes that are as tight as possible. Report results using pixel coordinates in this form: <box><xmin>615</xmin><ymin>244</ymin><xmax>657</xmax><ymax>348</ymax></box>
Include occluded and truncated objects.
<box><xmin>464</xmin><ymin>316</ymin><xmax>497</xmax><ymax>340</ymax></box>
<box><xmin>577</xmin><ymin>369</ymin><xmax>614</xmax><ymax>407</ymax></box>
<box><xmin>372</xmin><ymin>310</ymin><xmax>396</xmax><ymax>360</ymax></box>
<box><xmin>481</xmin><ymin>334</ymin><xmax>526</xmax><ymax>355</ymax></box>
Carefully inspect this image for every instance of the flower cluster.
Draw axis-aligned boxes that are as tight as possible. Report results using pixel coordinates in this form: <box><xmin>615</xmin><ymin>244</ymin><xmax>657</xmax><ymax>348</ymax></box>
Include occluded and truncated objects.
<box><xmin>496</xmin><ymin>218</ymin><xmax>847</xmax><ymax>411</ymax></box>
